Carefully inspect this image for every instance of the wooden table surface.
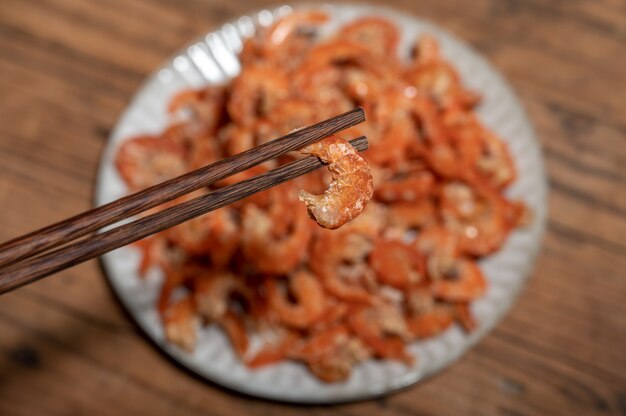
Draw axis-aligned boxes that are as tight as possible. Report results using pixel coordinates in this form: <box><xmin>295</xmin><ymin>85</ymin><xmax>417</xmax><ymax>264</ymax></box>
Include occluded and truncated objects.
<box><xmin>1</xmin><ymin>0</ymin><xmax>625</xmax><ymax>414</ymax></box>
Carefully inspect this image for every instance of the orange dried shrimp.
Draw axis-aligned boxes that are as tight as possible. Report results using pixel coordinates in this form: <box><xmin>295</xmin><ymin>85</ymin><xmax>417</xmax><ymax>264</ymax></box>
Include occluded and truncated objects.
<box><xmin>114</xmin><ymin>12</ymin><xmax>530</xmax><ymax>382</ymax></box>
<box><xmin>299</xmin><ymin>136</ymin><xmax>374</xmax><ymax>229</ymax></box>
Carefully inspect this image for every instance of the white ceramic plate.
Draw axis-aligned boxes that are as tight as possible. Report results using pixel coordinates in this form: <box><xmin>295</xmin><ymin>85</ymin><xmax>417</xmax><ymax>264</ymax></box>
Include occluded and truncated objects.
<box><xmin>95</xmin><ymin>4</ymin><xmax>548</xmax><ymax>403</ymax></box>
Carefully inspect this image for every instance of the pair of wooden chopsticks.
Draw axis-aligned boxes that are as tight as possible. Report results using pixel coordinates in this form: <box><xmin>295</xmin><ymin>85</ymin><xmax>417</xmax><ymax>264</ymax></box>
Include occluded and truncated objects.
<box><xmin>0</xmin><ymin>108</ymin><xmax>367</xmax><ymax>294</ymax></box>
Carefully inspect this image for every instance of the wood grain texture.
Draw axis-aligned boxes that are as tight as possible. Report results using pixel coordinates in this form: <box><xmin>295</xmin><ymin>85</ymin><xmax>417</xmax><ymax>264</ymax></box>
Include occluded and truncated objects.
<box><xmin>0</xmin><ymin>107</ymin><xmax>365</xmax><ymax>267</ymax></box>
<box><xmin>0</xmin><ymin>136</ymin><xmax>367</xmax><ymax>293</ymax></box>
<box><xmin>0</xmin><ymin>0</ymin><xmax>624</xmax><ymax>415</ymax></box>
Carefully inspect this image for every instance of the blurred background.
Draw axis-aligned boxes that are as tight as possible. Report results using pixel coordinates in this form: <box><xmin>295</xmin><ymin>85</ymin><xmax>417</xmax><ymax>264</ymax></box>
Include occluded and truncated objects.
<box><xmin>0</xmin><ymin>0</ymin><xmax>624</xmax><ymax>415</ymax></box>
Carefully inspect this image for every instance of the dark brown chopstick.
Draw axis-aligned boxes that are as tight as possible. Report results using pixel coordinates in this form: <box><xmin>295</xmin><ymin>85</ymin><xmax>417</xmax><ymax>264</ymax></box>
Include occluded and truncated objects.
<box><xmin>0</xmin><ymin>107</ymin><xmax>365</xmax><ymax>268</ymax></box>
<box><xmin>0</xmin><ymin>136</ymin><xmax>368</xmax><ymax>294</ymax></box>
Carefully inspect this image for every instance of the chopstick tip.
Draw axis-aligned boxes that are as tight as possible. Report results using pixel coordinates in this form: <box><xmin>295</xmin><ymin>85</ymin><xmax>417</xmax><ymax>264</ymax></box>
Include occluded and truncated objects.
<box><xmin>350</xmin><ymin>136</ymin><xmax>368</xmax><ymax>152</ymax></box>
<box><xmin>357</xmin><ymin>106</ymin><xmax>366</xmax><ymax>121</ymax></box>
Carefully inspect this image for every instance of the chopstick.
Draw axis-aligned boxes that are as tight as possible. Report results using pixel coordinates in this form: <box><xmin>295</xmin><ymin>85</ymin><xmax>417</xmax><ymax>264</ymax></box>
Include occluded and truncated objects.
<box><xmin>0</xmin><ymin>107</ymin><xmax>365</xmax><ymax>268</ymax></box>
<box><xmin>0</xmin><ymin>136</ymin><xmax>368</xmax><ymax>294</ymax></box>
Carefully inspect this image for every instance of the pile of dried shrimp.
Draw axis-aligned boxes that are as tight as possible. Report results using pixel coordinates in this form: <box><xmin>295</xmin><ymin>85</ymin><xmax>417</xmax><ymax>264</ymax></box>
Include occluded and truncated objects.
<box><xmin>114</xmin><ymin>11</ymin><xmax>530</xmax><ymax>382</ymax></box>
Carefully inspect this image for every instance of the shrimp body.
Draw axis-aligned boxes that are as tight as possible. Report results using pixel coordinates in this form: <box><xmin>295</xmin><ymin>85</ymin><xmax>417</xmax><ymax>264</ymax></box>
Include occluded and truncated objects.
<box><xmin>387</xmin><ymin>200</ymin><xmax>437</xmax><ymax>230</ymax></box>
<box><xmin>366</xmin><ymin>116</ymin><xmax>417</xmax><ymax>168</ymax></box>
<box><xmin>162</xmin><ymin>295</ymin><xmax>199</xmax><ymax>353</ymax></box>
<box><xmin>347</xmin><ymin>305</ymin><xmax>413</xmax><ymax>364</ymax></box>
<box><xmin>404</xmin><ymin>288</ymin><xmax>455</xmax><ymax>339</ymax></box>
<box><xmin>416</xmin><ymin>226</ymin><xmax>461</xmax><ymax>281</ymax></box>
<box><xmin>241</xmin><ymin>194</ymin><xmax>312</xmax><ymax>274</ymax></box>
<box><xmin>440</xmin><ymin>182</ymin><xmax>511</xmax><ymax>256</ymax></box>
<box><xmin>290</xmin><ymin>325</ymin><xmax>371</xmax><ymax>382</ymax></box>
<box><xmin>476</xmin><ymin>130</ymin><xmax>516</xmax><ymax>189</ymax></box>
<box><xmin>338</xmin><ymin>17</ymin><xmax>400</xmax><ymax>59</ymax></box>
<box><xmin>193</xmin><ymin>272</ymin><xmax>252</xmax><ymax>357</ymax></box>
<box><xmin>370</xmin><ymin>239</ymin><xmax>425</xmax><ymax>290</ymax></box>
<box><xmin>263</xmin><ymin>11</ymin><xmax>329</xmax><ymax>51</ymax></box>
<box><xmin>407</xmin><ymin>36</ymin><xmax>478</xmax><ymax>109</ymax></box>
<box><xmin>246</xmin><ymin>330</ymin><xmax>298</xmax><ymax>368</ymax></box>
<box><xmin>241</xmin><ymin>11</ymin><xmax>328</xmax><ymax>71</ymax></box>
<box><xmin>374</xmin><ymin>171</ymin><xmax>436</xmax><ymax>203</ymax></box>
<box><xmin>311</xmin><ymin>231</ymin><xmax>375</xmax><ymax>304</ymax></box>
<box><xmin>167</xmin><ymin>207</ymin><xmax>238</xmax><ymax>267</ymax></box>
<box><xmin>267</xmin><ymin>271</ymin><xmax>327</xmax><ymax>329</ymax></box>
<box><xmin>454</xmin><ymin>303</ymin><xmax>477</xmax><ymax>332</ymax></box>
<box><xmin>227</xmin><ymin>66</ymin><xmax>289</xmax><ymax>126</ymax></box>
<box><xmin>306</xmin><ymin>337</ymin><xmax>370</xmax><ymax>382</ymax></box>
<box><xmin>194</xmin><ymin>272</ymin><xmax>251</xmax><ymax>322</ymax></box>
<box><xmin>133</xmin><ymin>236</ymin><xmax>168</xmax><ymax>277</ymax></box>
<box><xmin>115</xmin><ymin>136</ymin><xmax>187</xmax><ymax>190</ymax></box>
<box><xmin>406</xmin><ymin>305</ymin><xmax>455</xmax><ymax>339</ymax></box>
<box><xmin>298</xmin><ymin>136</ymin><xmax>374</xmax><ymax>229</ymax></box>
<box><xmin>294</xmin><ymin>40</ymin><xmax>374</xmax><ymax>84</ymax></box>
<box><xmin>168</xmin><ymin>86</ymin><xmax>226</xmax><ymax>134</ymax></box>
<box><xmin>221</xmin><ymin>311</ymin><xmax>249</xmax><ymax>358</ymax></box>
<box><xmin>431</xmin><ymin>259</ymin><xmax>487</xmax><ymax>301</ymax></box>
